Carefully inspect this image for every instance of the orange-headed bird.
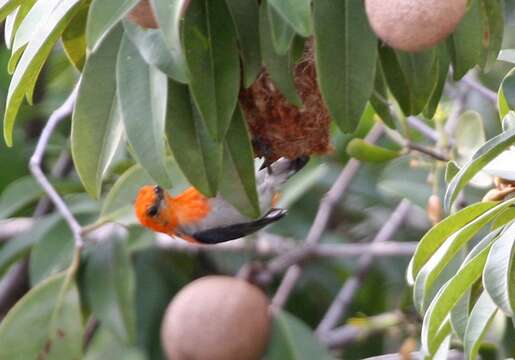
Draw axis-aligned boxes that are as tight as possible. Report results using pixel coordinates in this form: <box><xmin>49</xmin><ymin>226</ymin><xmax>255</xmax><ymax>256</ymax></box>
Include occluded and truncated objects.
<box><xmin>134</xmin><ymin>157</ymin><xmax>308</xmax><ymax>244</ymax></box>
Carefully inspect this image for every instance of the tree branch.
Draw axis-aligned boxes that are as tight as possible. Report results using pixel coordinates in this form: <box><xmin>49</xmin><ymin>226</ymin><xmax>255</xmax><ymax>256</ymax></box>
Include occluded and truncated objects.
<box><xmin>316</xmin><ymin>199</ymin><xmax>411</xmax><ymax>335</ymax></box>
<box><xmin>407</xmin><ymin>142</ymin><xmax>449</xmax><ymax>162</ymax></box>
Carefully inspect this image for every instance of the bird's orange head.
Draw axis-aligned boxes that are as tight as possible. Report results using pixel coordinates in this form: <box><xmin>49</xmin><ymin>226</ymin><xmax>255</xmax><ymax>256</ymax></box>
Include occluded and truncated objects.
<box><xmin>134</xmin><ymin>185</ymin><xmax>178</xmax><ymax>235</ymax></box>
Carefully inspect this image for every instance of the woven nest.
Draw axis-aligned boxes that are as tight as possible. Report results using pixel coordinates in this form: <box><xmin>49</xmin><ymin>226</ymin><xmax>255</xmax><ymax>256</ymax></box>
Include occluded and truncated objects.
<box><xmin>240</xmin><ymin>41</ymin><xmax>332</xmax><ymax>163</ymax></box>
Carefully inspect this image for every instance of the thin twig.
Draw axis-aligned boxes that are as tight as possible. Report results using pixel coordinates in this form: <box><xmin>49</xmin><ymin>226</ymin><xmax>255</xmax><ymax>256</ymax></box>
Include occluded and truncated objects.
<box><xmin>461</xmin><ymin>75</ymin><xmax>497</xmax><ymax>104</ymax></box>
<box><xmin>268</xmin><ymin>123</ymin><xmax>385</xmax><ymax>309</ymax></box>
<box><xmin>407</xmin><ymin>142</ymin><xmax>449</xmax><ymax>162</ymax></box>
<box><xmin>361</xmin><ymin>350</ymin><xmax>466</xmax><ymax>360</ymax></box>
<box><xmin>29</xmin><ymin>86</ymin><xmax>82</xmax><ymax>248</ymax></box>
<box><xmin>316</xmin><ymin>199</ymin><xmax>411</xmax><ymax>336</ymax></box>
<box><xmin>406</xmin><ymin>117</ymin><xmax>439</xmax><ymax>143</ymax></box>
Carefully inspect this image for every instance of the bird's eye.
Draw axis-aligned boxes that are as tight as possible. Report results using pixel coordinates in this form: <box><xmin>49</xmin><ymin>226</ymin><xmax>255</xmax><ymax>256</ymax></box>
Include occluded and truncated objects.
<box><xmin>154</xmin><ymin>185</ymin><xmax>163</xmax><ymax>195</ymax></box>
<box><xmin>147</xmin><ymin>205</ymin><xmax>159</xmax><ymax>217</ymax></box>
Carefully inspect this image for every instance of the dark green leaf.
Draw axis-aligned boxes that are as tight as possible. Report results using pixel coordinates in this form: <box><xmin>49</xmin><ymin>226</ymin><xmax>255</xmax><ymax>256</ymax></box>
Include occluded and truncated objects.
<box><xmin>122</xmin><ymin>20</ymin><xmax>187</xmax><ymax>83</ymax></box>
<box><xmin>116</xmin><ymin>34</ymin><xmax>173</xmax><ymax>188</ymax></box>
<box><xmin>0</xmin><ymin>273</ymin><xmax>83</xmax><ymax>359</ymax></box>
<box><xmin>268</xmin><ymin>0</ymin><xmax>312</xmax><ymax>37</ymax></box>
<box><xmin>268</xmin><ymin>3</ymin><xmax>295</xmax><ymax>55</ymax></box>
<box><xmin>480</xmin><ymin>0</ymin><xmax>504</xmax><ymax>71</ymax></box>
<box><xmin>314</xmin><ymin>0</ymin><xmax>377</xmax><ymax>132</ymax></box>
<box><xmin>346</xmin><ymin>139</ymin><xmax>401</xmax><ymax>163</ymax></box>
<box><xmin>72</xmin><ymin>25</ymin><xmax>124</xmax><ymax>199</ymax></box>
<box><xmin>219</xmin><ymin>107</ymin><xmax>260</xmax><ymax>218</ymax></box>
<box><xmin>423</xmin><ymin>44</ymin><xmax>450</xmax><ymax>119</ymax></box>
<box><xmin>444</xmin><ymin>127</ymin><xmax>515</xmax><ymax>210</ymax></box>
<box><xmin>264</xmin><ymin>310</ymin><xmax>334</xmax><ymax>360</ymax></box>
<box><xmin>149</xmin><ymin>0</ymin><xmax>190</xmax><ymax>83</ymax></box>
<box><xmin>166</xmin><ymin>80</ymin><xmax>222</xmax><ymax>196</ymax></box>
<box><xmin>379</xmin><ymin>46</ymin><xmax>438</xmax><ymax>116</ymax></box>
<box><xmin>86</xmin><ymin>0</ymin><xmax>139</xmax><ymax>51</ymax></box>
<box><xmin>370</xmin><ymin>60</ymin><xmax>396</xmax><ymax>129</ymax></box>
<box><xmin>447</xmin><ymin>0</ymin><xmax>483</xmax><ymax>80</ymax></box>
<box><xmin>85</xmin><ymin>327</ymin><xmax>145</xmax><ymax>360</ymax></box>
<box><xmin>225</xmin><ymin>0</ymin><xmax>261</xmax><ymax>87</ymax></box>
<box><xmin>260</xmin><ymin>0</ymin><xmax>301</xmax><ymax>106</ymax></box>
<box><xmin>3</xmin><ymin>0</ymin><xmax>82</xmax><ymax>146</ymax></box>
<box><xmin>84</xmin><ymin>235</ymin><xmax>136</xmax><ymax>344</ymax></box>
<box><xmin>183</xmin><ymin>0</ymin><xmax>240</xmax><ymax>141</ymax></box>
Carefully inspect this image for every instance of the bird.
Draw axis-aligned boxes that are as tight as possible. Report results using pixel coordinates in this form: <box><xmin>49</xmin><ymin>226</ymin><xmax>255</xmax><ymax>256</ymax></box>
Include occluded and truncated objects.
<box><xmin>134</xmin><ymin>157</ymin><xmax>308</xmax><ymax>244</ymax></box>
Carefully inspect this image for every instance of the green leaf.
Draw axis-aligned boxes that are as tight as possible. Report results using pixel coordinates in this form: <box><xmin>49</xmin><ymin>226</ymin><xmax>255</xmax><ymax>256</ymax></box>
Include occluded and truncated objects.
<box><xmin>483</xmin><ymin>221</ymin><xmax>515</xmax><ymax>316</ymax></box>
<box><xmin>183</xmin><ymin>0</ymin><xmax>240</xmax><ymax>141</ymax></box>
<box><xmin>72</xmin><ymin>25</ymin><xmax>124</xmax><ymax>199</ymax></box>
<box><xmin>0</xmin><ymin>0</ymin><xmax>23</xmax><ymax>22</ymax></box>
<box><xmin>84</xmin><ymin>235</ymin><xmax>136</xmax><ymax>344</ymax></box>
<box><xmin>421</xmin><ymin>243</ymin><xmax>491</xmax><ymax>355</ymax></box>
<box><xmin>413</xmin><ymin>199</ymin><xmax>515</xmax><ymax>312</ymax></box>
<box><xmin>267</xmin><ymin>3</ymin><xmax>295</xmax><ymax>56</ymax></box>
<box><xmin>98</xmin><ymin>160</ymin><xmax>188</xmax><ymax>226</ymax></box>
<box><xmin>455</xmin><ymin>110</ymin><xmax>486</xmax><ymax>159</ymax></box>
<box><xmin>498</xmin><ymin>68</ymin><xmax>515</xmax><ymax>120</ymax></box>
<box><xmin>3</xmin><ymin>0</ymin><xmax>82</xmax><ymax>146</ymax></box>
<box><xmin>166</xmin><ymin>80</ymin><xmax>222</xmax><ymax>197</ymax></box>
<box><xmin>62</xmin><ymin>1</ymin><xmax>88</xmax><ymax>70</ymax></box>
<box><xmin>314</xmin><ymin>0</ymin><xmax>377</xmax><ymax>133</ymax></box>
<box><xmin>463</xmin><ymin>291</ymin><xmax>498</xmax><ymax>360</ymax></box>
<box><xmin>149</xmin><ymin>0</ymin><xmax>190</xmax><ymax>83</ymax></box>
<box><xmin>259</xmin><ymin>0</ymin><xmax>301</xmax><ymax>107</ymax></box>
<box><xmin>86</xmin><ymin>0</ymin><xmax>139</xmax><ymax>51</ymax></box>
<box><xmin>0</xmin><ymin>176</ymin><xmax>81</xmax><ymax>219</ymax></box>
<box><xmin>122</xmin><ymin>20</ymin><xmax>187</xmax><ymax>83</ymax></box>
<box><xmin>219</xmin><ymin>107</ymin><xmax>260</xmax><ymax>218</ymax></box>
<box><xmin>370</xmin><ymin>60</ymin><xmax>396</xmax><ymax>129</ymax></box>
<box><xmin>423</xmin><ymin>45</ymin><xmax>450</xmax><ymax>119</ymax></box>
<box><xmin>379</xmin><ymin>46</ymin><xmax>438</xmax><ymax>116</ymax></box>
<box><xmin>444</xmin><ymin>160</ymin><xmax>460</xmax><ymax>184</ymax></box>
<box><xmin>346</xmin><ymin>139</ymin><xmax>401</xmax><ymax>163</ymax></box>
<box><xmin>85</xmin><ymin>327</ymin><xmax>145</xmax><ymax>360</ymax></box>
<box><xmin>444</xmin><ymin>127</ymin><xmax>515</xmax><ymax>211</ymax></box>
<box><xmin>268</xmin><ymin>0</ymin><xmax>312</xmax><ymax>37</ymax></box>
<box><xmin>264</xmin><ymin>310</ymin><xmax>334</xmax><ymax>360</ymax></box>
<box><xmin>447</xmin><ymin>0</ymin><xmax>483</xmax><ymax>80</ymax></box>
<box><xmin>479</xmin><ymin>0</ymin><xmax>504</xmax><ymax>72</ymax></box>
<box><xmin>0</xmin><ymin>273</ymin><xmax>83</xmax><ymax>360</ymax></box>
<box><xmin>116</xmin><ymin>34</ymin><xmax>173</xmax><ymax>188</ymax></box>
<box><xmin>4</xmin><ymin>0</ymin><xmax>37</xmax><ymax>49</ymax></box>
<box><xmin>407</xmin><ymin>201</ymin><xmax>496</xmax><ymax>284</ymax></box>
<box><xmin>225</xmin><ymin>0</ymin><xmax>261</xmax><ymax>87</ymax></box>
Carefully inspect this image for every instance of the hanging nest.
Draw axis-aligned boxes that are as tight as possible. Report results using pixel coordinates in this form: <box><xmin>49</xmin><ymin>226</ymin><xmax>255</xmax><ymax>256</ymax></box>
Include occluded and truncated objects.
<box><xmin>239</xmin><ymin>41</ymin><xmax>332</xmax><ymax>163</ymax></box>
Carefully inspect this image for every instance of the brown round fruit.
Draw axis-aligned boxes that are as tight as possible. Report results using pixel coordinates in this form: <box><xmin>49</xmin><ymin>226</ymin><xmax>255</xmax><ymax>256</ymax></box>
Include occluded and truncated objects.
<box><xmin>161</xmin><ymin>276</ymin><xmax>271</xmax><ymax>360</ymax></box>
<box><xmin>127</xmin><ymin>0</ymin><xmax>158</xmax><ymax>29</ymax></box>
<box><xmin>364</xmin><ymin>0</ymin><xmax>468</xmax><ymax>52</ymax></box>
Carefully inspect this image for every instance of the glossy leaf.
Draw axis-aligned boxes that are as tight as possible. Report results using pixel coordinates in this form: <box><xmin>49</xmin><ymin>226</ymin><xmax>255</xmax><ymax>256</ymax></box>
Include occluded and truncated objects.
<box><xmin>483</xmin><ymin>221</ymin><xmax>515</xmax><ymax>316</ymax></box>
<box><xmin>3</xmin><ymin>0</ymin><xmax>82</xmax><ymax>146</ymax></box>
<box><xmin>72</xmin><ymin>25</ymin><xmax>124</xmax><ymax>199</ymax></box>
<box><xmin>370</xmin><ymin>60</ymin><xmax>396</xmax><ymax>129</ymax></box>
<box><xmin>447</xmin><ymin>0</ymin><xmax>483</xmax><ymax>80</ymax></box>
<box><xmin>264</xmin><ymin>310</ymin><xmax>334</xmax><ymax>360</ymax></box>
<box><xmin>498</xmin><ymin>68</ymin><xmax>515</xmax><ymax>120</ymax></box>
<box><xmin>346</xmin><ymin>139</ymin><xmax>401</xmax><ymax>163</ymax></box>
<box><xmin>116</xmin><ymin>35</ymin><xmax>173</xmax><ymax>188</ymax></box>
<box><xmin>463</xmin><ymin>291</ymin><xmax>498</xmax><ymax>360</ymax></box>
<box><xmin>444</xmin><ymin>160</ymin><xmax>460</xmax><ymax>184</ymax></box>
<box><xmin>183</xmin><ymin>0</ymin><xmax>240</xmax><ymax>141</ymax></box>
<box><xmin>122</xmin><ymin>20</ymin><xmax>187</xmax><ymax>83</ymax></box>
<box><xmin>379</xmin><ymin>46</ymin><xmax>437</xmax><ymax>116</ymax></box>
<box><xmin>0</xmin><ymin>273</ymin><xmax>83</xmax><ymax>359</ymax></box>
<box><xmin>444</xmin><ymin>127</ymin><xmax>515</xmax><ymax>210</ymax></box>
<box><xmin>268</xmin><ymin>0</ymin><xmax>312</xmax><ymax>37</ymax></box>
<box><xmin>86</xmin><ymin>0</ymin><xmax>139</xmax><ymax>51</ymax></box>
<box><xmin>150</xmin><ymin>0</ymin><xmax>190</xmax><ymax>83</ymax></box>
<box><xmin>413</xmin><ymin>199</ymin><xmax>515</xmax><ymax>312</ymax></box>
<box><xmin>314</xmin><ymin>0</ymin><xmax>377</xmax><ymax>133</ymax></box>
<box><xmin>84</xmin><ymin>235</ymin><xmax>136</xmax><ymax>344</ymax></box>
<box><xmin>62</xmin><ymin>2</ymin><xmax>88</xmax><ymax>70</ymax></box>
<box><xmin>407</xmin><ymin>201</ymin><xmax>496</xmax><ymax>284</ymax></box>
<box><xmin>219</xmin><ymin>107</ymin><xmax>260</xmax><ymax>218</ymax></box>
<box><xmin>166</xmin><ymin>80</ymin><xmax>222</xmax><ymax>197</ymax></box>
<box><xmin>421</xmin><ymin>243</ymin><xmax>491</xmax><ymax>355</ymax></box>
<box><xmin>260</xmin><ymin>1</ymin><xmax>301</xmax><ymax>106</ymax></box>
<box><xmin>268</xmin><ymin>3</ymin><xmax>295</xmax><ymax>55</ymax></box>
<box><xmin>423</xmin><ymin>45</ymin><xmax>450</xmax><ymax>119</ymax></box>
<box><xmin>225</xmin><ymin>0</ymin><xmax>261</xmax><ymax>86</ymax></box>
